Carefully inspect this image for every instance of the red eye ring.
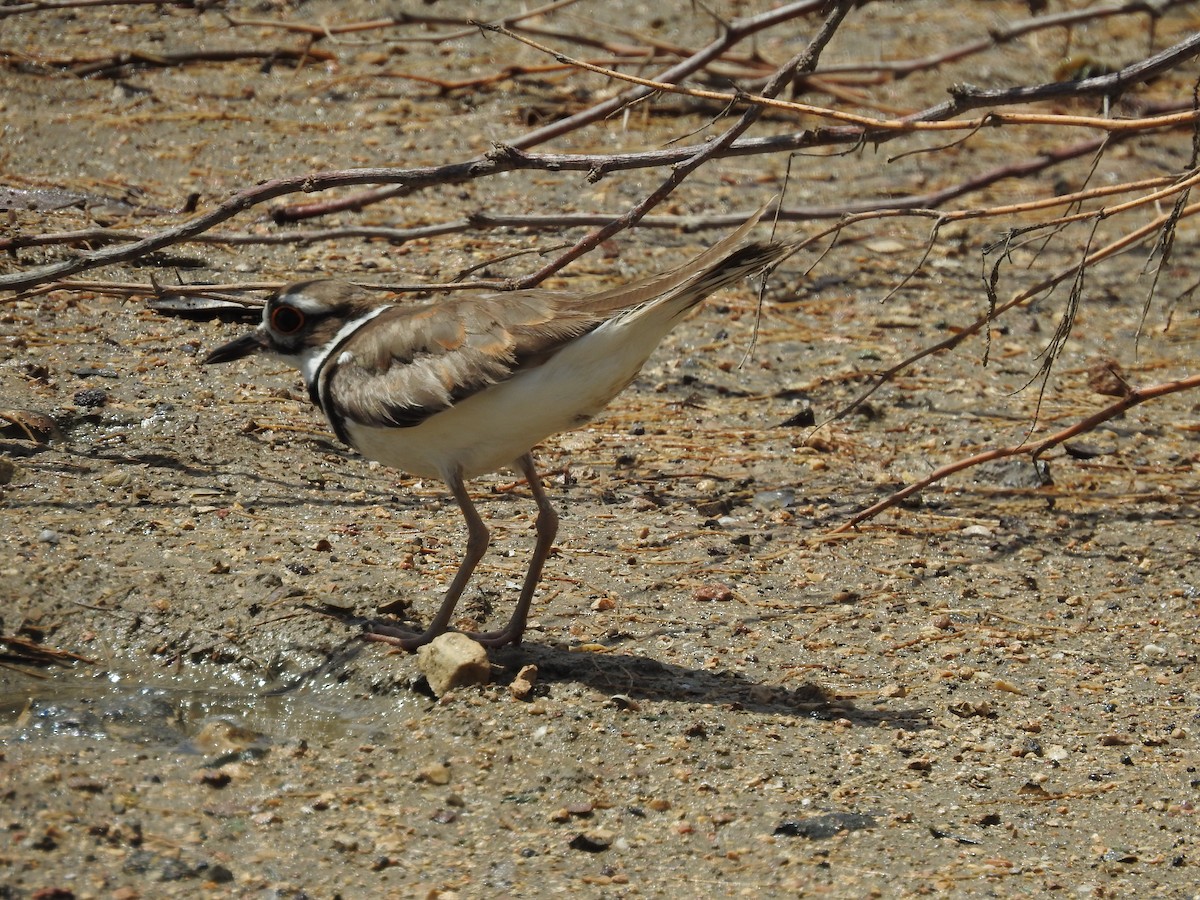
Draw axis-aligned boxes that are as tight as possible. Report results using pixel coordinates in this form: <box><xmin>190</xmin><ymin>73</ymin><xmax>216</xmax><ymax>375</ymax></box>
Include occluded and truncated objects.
<box><xmin>271</xmin><ymin>304</ymin><xmax>306</xmax><ymax>335</ymax></box>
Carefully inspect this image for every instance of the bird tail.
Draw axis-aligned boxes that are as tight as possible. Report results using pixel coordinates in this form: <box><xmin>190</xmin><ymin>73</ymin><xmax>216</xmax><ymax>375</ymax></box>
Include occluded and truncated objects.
<box><xmin>659</xmin><ymin>239</ymin><xmax>790</xmax><ymax>318</ymax></box>
<box><xmin>579</xmin><ymin>202</ymin><xmax>796</xmax><ymax>321</ymax></box>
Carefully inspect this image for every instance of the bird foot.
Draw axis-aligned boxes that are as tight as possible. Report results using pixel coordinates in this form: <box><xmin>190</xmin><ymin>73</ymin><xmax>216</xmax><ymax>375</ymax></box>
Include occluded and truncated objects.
<box><xmin>363</xmin><ymin>623</ymin><xmax>436</xmax><ymax>651</ymax></box>
<box><xmin>363</xmin><ymin>622</ymin><xmax>525</xmax><ymax>651</ymax></box>
<box><xmin>462</xmin><ymin>626</ymin><xmax>524</xmax><ymax>649</ymax></box>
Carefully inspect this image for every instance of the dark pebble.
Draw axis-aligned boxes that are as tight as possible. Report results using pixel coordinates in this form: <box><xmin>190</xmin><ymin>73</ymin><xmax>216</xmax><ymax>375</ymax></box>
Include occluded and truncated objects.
<box><xmin>73</xmin><ymin>388</ymin><xmax>109</xmax><ymax>408</ymax></box>
<box><xmin>775</xmin><ymin>812</ymin><xmax>877</xmax><ymax>840</ymax></box>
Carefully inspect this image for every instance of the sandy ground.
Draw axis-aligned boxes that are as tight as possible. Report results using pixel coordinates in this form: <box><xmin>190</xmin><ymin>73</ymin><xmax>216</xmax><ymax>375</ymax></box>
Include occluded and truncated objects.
<box><xmin>2</xmin><ymin>1</ymin><xmax>1198</xmax><ymax>897</ymax></box>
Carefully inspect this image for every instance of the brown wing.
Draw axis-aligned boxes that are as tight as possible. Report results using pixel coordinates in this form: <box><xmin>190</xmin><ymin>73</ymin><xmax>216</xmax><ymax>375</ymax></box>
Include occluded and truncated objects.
<box><xmin>323</xmin><ymin>290</ymin><xmax>603</xmax><ymax>429</ymax></box>
<box><xmin>323</xmin><ymin>201</ymin><xmax>780</xmax><ymax>430</ymax></box>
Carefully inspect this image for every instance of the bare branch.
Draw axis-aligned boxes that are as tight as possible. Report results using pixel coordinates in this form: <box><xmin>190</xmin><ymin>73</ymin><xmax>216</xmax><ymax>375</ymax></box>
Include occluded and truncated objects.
<box><xmin>504</xmin><ymin>0</ymin><xmax>858</xmax><ymax>287</ymax></box>
<box><xmin>829</xmin><ymin>372</ymin><xmax>1200</xmax><ymax>534</ymax></box>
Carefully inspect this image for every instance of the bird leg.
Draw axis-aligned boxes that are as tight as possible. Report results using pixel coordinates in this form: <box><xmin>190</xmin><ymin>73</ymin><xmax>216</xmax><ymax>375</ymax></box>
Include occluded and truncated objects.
<box><xmin>471</xmin><ymin>453</ymin><xmax>558</xmax><ymax>648</ymax></box>
<box><xmin>366</xmin><ymin>465</ymin><xmax>489</xmax><ymax>650</ymax></box>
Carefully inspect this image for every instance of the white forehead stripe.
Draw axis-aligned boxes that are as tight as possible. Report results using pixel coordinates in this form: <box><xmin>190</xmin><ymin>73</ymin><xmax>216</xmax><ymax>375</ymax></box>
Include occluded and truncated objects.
<box><xmin>277</xmin><ymin>290</ymin><xmax>340</xmax><ymax>317</ymax></box>
<box><xmin>298</xmin><ymin>305</ymin><xmax>391</xmax><ymax>388</ymax></box>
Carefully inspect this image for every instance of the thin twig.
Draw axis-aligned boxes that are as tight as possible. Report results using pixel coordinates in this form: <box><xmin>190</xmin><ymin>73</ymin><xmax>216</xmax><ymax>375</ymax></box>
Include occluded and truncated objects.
<box><xmin>504</xmin><ymin>0</ymin><xmax>857</xmax><ymax>288</ymax></box>
<box><xmin>820</xmin><ymin>196</ymin><xmax>1200</xmax><ymax>423</ymax></box>
<box><xmin>830</xmin><ymin>372</ymin><xmax>1200</xmax><ymax>533</ymax></box>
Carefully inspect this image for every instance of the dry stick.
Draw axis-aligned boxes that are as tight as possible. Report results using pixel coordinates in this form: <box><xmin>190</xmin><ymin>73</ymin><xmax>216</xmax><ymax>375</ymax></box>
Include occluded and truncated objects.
<box><xmin>234</xmin><ymin>0</ymin><xmax>1189</xmax><ymax>110</ymax></box>
<box><xmin>272</xmin><ymin>33</ymin><xmax>1200</xmax><ymax>224</ymax></box>
<box><xmin>0</xmin><ymin>2</ymin><xmax>824</xmax><ymax>292</ymax></box>
<box><xmin>0</xmin><ymin>635</ymin><xmax>94</xmax><ymax>666</ymax></box>
<box><xmin>815</xmin><ymin>0</ymin><xmax>1195</xmax><ymax>78</ymax></box>
<box><xmin>24</xmin><ymin>47</ymin><xmax>338</xmax><ymax>78</ymax></box>
<box><xmin>829</xmin><ymin>372</ymin><xmax>1200</xmax><ymax>534</ymax></box>
<box><xmin>10</xmin><ymin>163</ymin><xmax>1179</xmax><ymax>301</ymax></box>
<box><xmin>5</xmin><ymin>134</ymin><xmax>1193</xmax><ymax>302</ymax></box>
<box><xmin>0</xmin><ymin>132</ymin><xmax>1181</xmax><ymax>257</ymax></box>
<box><xmin>944</xmin><ymin>29</ymin><xmax>1200</xmax><ymax>113</ymax></box>
<box><xmin>0</xmin><ymin>221</ymin><xmax>484</xmax><ymax>253</ymax></box>
<box><xmin>3</xmin><ymin>33</ymin><xmax>1195</xmax><ymax>290</ymax></box>
<box><xmin>2</xmin><ymin>142</ymin><xmax>1189</xmax><ymax>297</ymax></box>
<box><xmin>0</xmin><ymin>0</ymin><xmax>180</xmax><ymax>17</ymax></box>
<box><xmin>822</xmin><ymin>196</ymin><xmax>1200</xmax><ymax>423</ymax></box>
<box><xmin>219</xmin><ymin>0</ymin><xmax>583</xmax><ymax>42</ymax></box>
<box><xmin>271</xmin><ymin>0</ymin><xmax>826</xmax><ymax>221</ymax></box>
<box><xmin>5</xmin><ymin>279</ymin><xmax>284</xmax><ymax>303</ymax></box>
<box><xmin>0</xmin><ymin>157</ymin><xmax>1179</xmax><ymax>268</ymax></box>
<box><xmin>0</xmin><ymin>159</ymin><xmax>506</xmax><ymax>293</ymax></box>
<box><xmin>369</xmin><ymin>61</ymin><xmax>596</xmax><ymax>94</ymax></box>
<box><xmin>499</xmin><ymin>28</ymin><xmax>1200</xmax><ymax>136</ymax></box>
<box><xmin>505</xmin><ymin>0</ymin><xmax>849</xmax><ymax>288</ymax></box>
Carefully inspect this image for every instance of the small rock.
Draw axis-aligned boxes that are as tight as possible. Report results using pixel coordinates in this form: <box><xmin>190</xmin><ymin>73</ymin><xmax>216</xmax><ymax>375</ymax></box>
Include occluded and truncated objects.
<box><xmin>948</xmin><ymin>700</ymin><xmax>995</xmax><ymax>718</ymax></box>
<box><xmin>1063</xmin><ymin>441</ymin><xmax>1106</xmax><ymax>460</ymax></box>
<box><xmin>975</xmin><ymin>458</ymin><xmax>1052</xmax><ymax>489</ymax></box>
<box><xmin>157</xmin><ymin>856</ymin><xmax>196</xmax><ymax>882</ymax></box>
<box><xmin>509</xmin><ymin>664</ymin><xmax>538</xmax><ymax>700</ymax></box>
<box><xmin>752</xmin><ymin>489</ymin><xmax>795</xmax><ymax>510</ymax></box>
<box><xmin>606</xmin><ymin>694</ymin><xmax>640</xmax><ymax>711</ymax></box>
<box><xmin>1101</xmin><ymin>848</ymin><xmax>1139</xmax><ymax>863</ymax></box>
<box><xmin>748</xmin><ymin>684</ymin><xmax>777</xmax><ymax>705</ymax></box>
<box><xmin>775</xmin><ymin>812</ymin><xmax>877</xmax><ymax>839</ymax></box>
<box><xmin>310</xmin><ymin>792</ymin><xmax>335</xmax><ymax>811</ymax></box>
<box><xmin>65</xmin><ymin>776</ymin><xmax>106</xmax><ymax>793</ymax></box>
<box><xmin>100</xmin><ymin>470</ymin><xmax>133</xmax><ymax>488</ymax></box>
<box><xmin>1141</xmin><ymin>643</ymin><xmax>1169</xmax><ymax>663</ymax></box>
<box><xmin>0</xmin><ymin>457</ymin><xmax>14</xmax><ymax>485</ymax></box>
<box><xmin>691</xmin><ymin>583</ymin><xmax>735</xmax><ymax>602</ymax></box>
<box><xmin>416</xmin><ymin>763</ymin><xmax>452</xmax><ymax>786</ymax></box>
<box><xmin>191</xmin><ymin>770</ymin><xmax>231</xmax><ymax>789</ymax></box>
<box><xmin>568</xmin><ymin>829</ymin><xmax>614</xmax><ymax>852</ymax></box>
<box><xmin>416</xmin><ymin>633</ymin><xmax>491</xmax><ymax>696</ymax></box>
<box><xmin>778</xmin><ymin>404</ymin><xmax>815</xmax><ymax>428</ymax></box>
<box><xmin>73</xmin><ymin>388</ymin><xmax>108</xmax><ymax>408</ymax></box>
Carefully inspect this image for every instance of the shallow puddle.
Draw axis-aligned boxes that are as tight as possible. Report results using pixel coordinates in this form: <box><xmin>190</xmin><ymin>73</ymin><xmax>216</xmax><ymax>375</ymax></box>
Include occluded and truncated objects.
<box><xmin>1</xmin><ymin>664</ymin><xmax>413</xmax><ymax>751</ymax></box>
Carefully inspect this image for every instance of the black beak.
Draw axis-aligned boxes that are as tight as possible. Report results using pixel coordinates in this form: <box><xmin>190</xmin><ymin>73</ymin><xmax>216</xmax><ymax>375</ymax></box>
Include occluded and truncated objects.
<box><xmin>204</xmin><ymin>330</ymin><xmax>267</xmax><ymax>365</ymax></box>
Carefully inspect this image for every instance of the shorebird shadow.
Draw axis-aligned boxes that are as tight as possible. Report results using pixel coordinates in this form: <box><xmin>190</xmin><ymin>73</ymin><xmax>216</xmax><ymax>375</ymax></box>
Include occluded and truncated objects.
<box><xmin>491</xmin><ymin>643</ymin><xmax>931</xmax><ymax>731</ymax></box>
<box><xmin>288</xmin><ymin>608</ymin><xmax>930</xmax><ymax>731</ymax></box>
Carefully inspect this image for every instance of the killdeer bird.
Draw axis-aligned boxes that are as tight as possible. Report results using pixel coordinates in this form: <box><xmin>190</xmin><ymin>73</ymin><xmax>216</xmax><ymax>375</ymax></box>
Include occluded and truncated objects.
<box><xmin>205</xmin><ymin>209</ymin><xmax>795</xmax><ymax>649</ymax></box>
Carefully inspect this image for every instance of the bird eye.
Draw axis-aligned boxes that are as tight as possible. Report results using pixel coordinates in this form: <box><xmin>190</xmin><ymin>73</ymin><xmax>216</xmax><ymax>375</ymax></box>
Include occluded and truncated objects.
<box><xmin>271</xmin><ymin>304</ymin><xmax>306</xmax><ymax>335</ymax></box>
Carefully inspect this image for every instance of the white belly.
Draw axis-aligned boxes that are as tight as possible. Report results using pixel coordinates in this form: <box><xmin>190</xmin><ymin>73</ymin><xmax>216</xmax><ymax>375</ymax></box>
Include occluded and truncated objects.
<box><xmin>341</xmin><ymin>306</ymin><xmax>685</xmax><ymax>480</ymax></box>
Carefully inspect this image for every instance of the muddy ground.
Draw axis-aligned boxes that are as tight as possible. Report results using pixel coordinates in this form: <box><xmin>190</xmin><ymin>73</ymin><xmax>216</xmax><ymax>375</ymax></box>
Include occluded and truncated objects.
<box><xmin>2</xmin><ymin>2</ymin><xmax>1198</xmax><ymax>897</ymax></box>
